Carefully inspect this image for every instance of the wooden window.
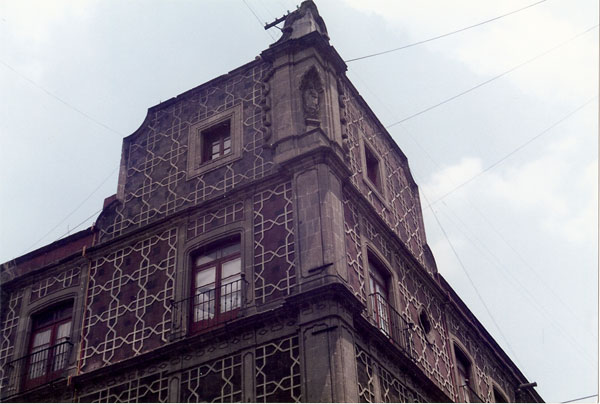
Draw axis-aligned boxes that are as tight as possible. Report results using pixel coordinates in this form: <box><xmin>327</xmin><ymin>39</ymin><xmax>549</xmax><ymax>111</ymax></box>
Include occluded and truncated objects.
<box><xmin>202</xmin><ymin>120</ymin><xmax>232</xmax><ymax>163</ymax></box>
<box><xmin>455</xmin><ymin>345</ymin><xmax>476</xmax><ymax>402</ymax></box>
<box><xmin>368</xmin><ymin>259</ymin><xmax>390</xmax><ymax>335</ymax></box>
<box><xmin>493</xmin><ymin>386</ymin><xmax>508</xmax><ymax>403</ymax></box>
<box><xmin>364</xmin><ymin>145</ymin><xmax>380</xmax><ymax>189</ymax></box>
<box><xmin>25</xmin><ymin>302</ymin><xmax>72</xmax><ymax>389</ymax></box>
<box><xmin>191</xmin><ymin>237</ymin><xmax>241</xmax><ymax>333</ymax></box>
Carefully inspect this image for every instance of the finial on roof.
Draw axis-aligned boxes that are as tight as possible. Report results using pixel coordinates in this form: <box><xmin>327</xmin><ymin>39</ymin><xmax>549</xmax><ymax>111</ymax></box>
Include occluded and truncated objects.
<box><xmin>266</xmin><ymin>1</ymin><xmax>329</xmax><ymax>44</ymax></box>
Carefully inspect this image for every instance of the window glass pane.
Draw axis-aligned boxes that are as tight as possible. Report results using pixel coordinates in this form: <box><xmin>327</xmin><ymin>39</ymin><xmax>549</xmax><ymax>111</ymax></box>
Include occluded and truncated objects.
<box><xmin>28</xmin><ymin>350</ymin><xmax>49</xmax><ymax>379</ymax></box>
<box><xmin>52</xmin><ymin>323</ymin><xmax>71</xmax><ymax>372</ymax></box>
<box><xmin>221</xmin><ymin>242</ymin><xmax>240</xmax><ymax>257</ymax></box>
<box><xmin>56</xmin><ymin>321</ymin><xmax>71</xmax><ymax>342</ymax></box>
<box><xmin>196</xmin><ymin>251</ymin><xmax>217</xmax><ymax>266</ymax></box>
<box><xmin>221</xmin><ymin>279</ymin><xmax>241</xmax><ymax>312</ymax></box>
<box><xmin>29</xmin><ymin>329</ymin><xmax>51</xmax><ymax>380</ymax></box>
<box><xmin>223</xmin><ymin>138</ymin><xmax>231</xmax><ymax>149</ymax></box>
<box><xmin>194</xmin><ymin>289</ymin><xmax>215</xmax><ymax>321</ymax></box>
<box><xmin>32</xmin><ymin>329</ymin><xmax>51</xmax><ymax>349</ymax></box>
<box><xmin>222</xmin><ymin>257</ymin><xmax>241</xmax><ymax>279</ymax></box>
<box><xmin>195</xmin><ymin>267</ymin><xmax>216</xmax><ymax>289</ymax></box>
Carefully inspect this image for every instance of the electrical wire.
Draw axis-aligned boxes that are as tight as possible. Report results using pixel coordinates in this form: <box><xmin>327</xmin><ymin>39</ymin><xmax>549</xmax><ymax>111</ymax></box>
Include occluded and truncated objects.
<box><xmin>344</xmin><ymin>0</ymin><xmax>548</xmax><ymax>63</ymax></box>
<box><xmin>52</xmin><ymin>207</ymin><xmax>103</xmax><ymax>243</ymax></box>
<box><xmin>23</xmin><ymin>166</ymin><xmax>119</xmax><ymax>254</ymax></box>
<box><xmin>433</xmin><ymin>198</ymin><xmax>597</xmax><ymax>370</ymax></box>
<box><xmin>349</xmin><ymin>65</ymin><xmax>598</xmax><ymax>352</ymax></box>
<box><xmin>427</xmin><ymin>95</ymin><xmax>598</xmax><ymax>206</ymax></box>
<box><xmin>242</xmin><ymin>0</ymin><xmax>276</xmax><ymax>41</ymax></box>
<box><xmin>385</xmin><ymin>24</ymin><xmax>598</xmax><ymax>128</ymax></box>
<box><xmin>0</xmin><ymin>59</ymin><xmax>123</xmax><ymax>138</ymax></box>
<box><xmin>419</xmin><ymin>188</ymin><xmax>523</xmax><ymax>366</ymax></box>
<box><xmin>562</xmin><ymin>393</ymin><xmax>599</xmax><ymax>403</ymax></box>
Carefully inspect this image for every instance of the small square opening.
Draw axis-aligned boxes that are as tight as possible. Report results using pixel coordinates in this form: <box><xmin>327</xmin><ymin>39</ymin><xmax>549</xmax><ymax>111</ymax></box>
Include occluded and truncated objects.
<box><xmin>202</xmin><ymin>120</ymin><xmax>231</xmax><ymax>163</ymax></box>
<box><xmin>364</xmin><ymin>146</ymin><xmax>380</xmax><ymax>189</ymax></box>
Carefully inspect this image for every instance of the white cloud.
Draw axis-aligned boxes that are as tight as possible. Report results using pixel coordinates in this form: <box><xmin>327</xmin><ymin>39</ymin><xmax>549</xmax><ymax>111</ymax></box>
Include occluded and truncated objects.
<box><xmin>342</xmin><ymin>0</ymin><xmax>598</xmax><ymax>101</ymax></box>
<box><xmin>560</xmin><ymin>160</ymin><xmax>598</xmax><ymax>243</ymax></box>
<box><xmin>423</xmin><ymin>135</ymin><xmax>597</xmax><ymax>244</ymax></box>
<box><xmin>0</xmin><ymin>1</ymin><xmax>97</xmax><ymax>80</ymax></box>
<box><xmin>420</xmin><ymin>157</ymin><xmax>483</xmax><ymax>201</ymax></box>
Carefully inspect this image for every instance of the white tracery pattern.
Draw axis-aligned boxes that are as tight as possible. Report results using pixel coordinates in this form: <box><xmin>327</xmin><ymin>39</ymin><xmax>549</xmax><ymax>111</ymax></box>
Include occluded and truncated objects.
<box><xmin>80</xmin><ymin>228</ymin><xmax>177</xmax><ymax>371</ymax></box>
<box><xmin>255</xmin><ymin>335</ymin><xmax>301</xmax><ymax>402</ymax></box>
<box><xmin>340</xmin><ymin>82</ymin><xmax>432</xmax><ymax>274</ymax></box>
<box><xmin>253</xmin><ymin>182</ymin><xmax>296</xmax><ymax>304</ymax></box>
<box><xmin>98</xmin><ymin>62</ymin><xmax>273</xmax><ymax>243</ymax></box>
<box><xmin>0</xmin><ymin>291</ymin><xmax>23</xmax><ymax>396</ymax></box>
<box><xmin>30</xmin><ymin>266</ymin><xmax>81</xmax><ymax>302</ymax></box>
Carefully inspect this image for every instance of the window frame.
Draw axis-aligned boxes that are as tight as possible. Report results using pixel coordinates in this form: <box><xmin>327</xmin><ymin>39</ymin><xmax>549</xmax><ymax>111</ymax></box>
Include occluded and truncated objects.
<box><xmin>492</xmin><ymin>384</ymin><xmax>509</xmax><ymax>403</ymax></box>
<box><xmin>452</xmin><ymin>342</ymin><xmax>479</xmax><ymax>403</ymax></box>
<box><xmin>190</xmin><ymin>237</ymin><xmax>243</xmax><ymax>333</ymax></box>
<box><xmin>187</xmin><ymin>105</ymin><xmax>243</xmax><ymax>179</ymax></box>
<box><xmin>201</xmin><ymin>120</ymin><xmax>232</xmax><ymax>163</ymax></box>
<box><xmin>358</xmin><ymin>134</ymin><xmax>388</xmax><ymax>203</ymax></box>
<box><xmin>23</xmin><ymin>301</ymin><xmax>73</xmax><ymax>390</ymax></box>
<box><xmin>364</xmin><ymin>144</ymin><xmax>381</xmax><ymax>189</ymax></box>
<box><xmin>367</xmin><ymin>256</ymin><xmax>392</xmax><ymax>336</ymax></box>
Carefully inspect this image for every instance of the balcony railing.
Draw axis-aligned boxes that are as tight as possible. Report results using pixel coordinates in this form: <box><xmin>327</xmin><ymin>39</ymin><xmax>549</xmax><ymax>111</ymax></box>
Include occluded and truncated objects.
<box><xmin>368</xmin><ymin>292</ymin><xmax>413</xmax><ymax>356</ymax></box>
<box><xmin>170</xmin><ymin>278</ymin><xmax>245</xmax><ymax>340</ymax></box>
<box><xmin>460</xmin><ymin>383</ymin><xmax>484</xmax><ymax>403</ymax></box>
<box><xmin>4</xmin><ymin>340</ymin><xmax>72</xmax><ymax>396</ymax></box>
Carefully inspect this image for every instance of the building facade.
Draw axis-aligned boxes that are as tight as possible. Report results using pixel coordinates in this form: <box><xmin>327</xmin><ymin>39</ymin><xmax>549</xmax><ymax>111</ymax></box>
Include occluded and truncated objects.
<box><xmin>0</xmin><ymin>2</ymin><xmax>542</xmax><ymax>402</ymax></box>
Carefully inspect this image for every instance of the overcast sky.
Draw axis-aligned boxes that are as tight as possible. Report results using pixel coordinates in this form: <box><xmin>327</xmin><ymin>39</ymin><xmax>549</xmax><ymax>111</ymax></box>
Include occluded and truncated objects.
<box><xmin>0</xmin><ymin>1</ymin><xmax>597</xmax><ymax>402</ymax></box>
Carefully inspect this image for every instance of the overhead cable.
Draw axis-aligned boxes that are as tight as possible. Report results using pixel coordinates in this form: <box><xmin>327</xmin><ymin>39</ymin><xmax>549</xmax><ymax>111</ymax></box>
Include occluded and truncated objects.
<box><xmin>562</xmin><ymin>393</ymin><xmax>599</xmax><ymax>403</ymax></box>
<box><xmin>344</xmin><ymin>0</ymin><xmax>547</xmax><ymax>63</ymax></box>
<box><xmin>419</xmin><ymin>190</ymin><xmax>523</xmax><ymax>366</ymax></box>
<box><xmin>23</xmin><ymin>166</ymin><xmax>119</xmax><ymax>254</ymax></box>
<box><xmin>0</xmin><ymin>60</ymin><xmax>123</xmax><ymax>137</ymax></box>
<box><xmin>427</xmin><ymin>95</ymin><xmax>598</xmax><ymax>206</ymax></box>
<box><xmin>242</xmin><ymin>0</ymin><xmax>276</xmax><ymax>40</ymax></box>
<box><xmin>385</xmin><ymin>24</ymin><xmax>598</xmax><ymax>128</ymax></box>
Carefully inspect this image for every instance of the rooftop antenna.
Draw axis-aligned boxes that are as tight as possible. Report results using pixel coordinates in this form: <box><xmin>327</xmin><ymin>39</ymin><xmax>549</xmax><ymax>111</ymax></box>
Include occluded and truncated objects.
<box><xmin>264</xmin><ymin>9</ymin><xmax>292</xmax><ymax>31</ymax></box>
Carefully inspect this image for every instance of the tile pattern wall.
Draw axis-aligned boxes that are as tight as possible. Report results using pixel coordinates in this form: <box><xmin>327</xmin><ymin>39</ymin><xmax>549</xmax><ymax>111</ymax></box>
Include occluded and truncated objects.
<box><xmin>0</xmin><ymin>290</ymin><xmax>23</xmax><ymax>396</ymax></box>
<box><xmin>97</xmin><ymin>62</ymin><xmax>273</xmax><ymax>243</ymax></box>
<box><xmin>253</xmin><ymin>182</ymin><xmax>296</xmax><ymax>305</ymax></box>
<box><xmin>29</xmin><ymin>265</ymin><xmax>82</xmax><ymax>303</ymax></box>
<box><xmin>340</xmin><ymin>82</ymin><xmax>433</xmax><ymax>275</ymax></box>
<box><xmin>80</xmin><ymin>228</ymin><xmax>177</xmax><ymax>372</ymax></box>
<box><xmin>180</xmin><ymin>353</ymin><xmax>242</xmax><ymax>403</ymax></box>
<box><xmin>255</xmin><ymin>335</ymin><xmax>301</xmax><ymax>403</ymax></box>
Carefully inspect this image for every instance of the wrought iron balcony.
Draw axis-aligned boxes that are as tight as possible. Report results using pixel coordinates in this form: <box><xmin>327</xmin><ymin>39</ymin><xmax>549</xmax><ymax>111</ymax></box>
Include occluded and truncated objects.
<box><xmin>4</xmin><ymin>340</ymin><xmax>72</xmax><ymax>396</ymax></box>
<box><xmin>170</xmin><ymin>277</ymin><xmax>245</xmax><ymax>340</ymax></box>
<box><xmin>460</xmin><ymin>383</ymin><xmax>484</xmax><ymax>403</ymax></box>
<box><xmin>368</xmin><ymin>292</ymin><xmax>413</xmax><ymax>357</ymax></box>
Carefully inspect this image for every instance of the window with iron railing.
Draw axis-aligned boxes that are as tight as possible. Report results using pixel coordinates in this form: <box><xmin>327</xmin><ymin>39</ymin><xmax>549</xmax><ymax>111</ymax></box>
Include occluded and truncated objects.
<box><xmin>367</xmin><ymin>258</ymin><xmax>414</xmax><ymax>358</ymax></box>
<box><xmin>171</xmin><ymin>238</ymin><xmax>244</xmax><ymax>338</ymax></box>
<box><xmin>369</xmin><ymin>259</ymin><xmax>390</xmax><ymax>335</ymax></box>
<box><xmin>454</xmin><ymin>344</ymin><xmax>482</xmax><ymax>403</ymax></box>
<box><xmin>6</xmin><ymin>302</ymin><xmax>74</xmax><ymax>394</ymax></box>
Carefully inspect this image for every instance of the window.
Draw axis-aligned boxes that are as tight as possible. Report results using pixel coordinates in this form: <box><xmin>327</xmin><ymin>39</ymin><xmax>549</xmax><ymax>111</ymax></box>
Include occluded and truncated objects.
<box><xmin>368</xmin><ymin>259</ymin><xmax>390</xmax><ymax>335</ymax></box>
<box><xmin>364</xmin><ymin>145</ymin><xmax>381</xmax><ymax>189</ymax></box>
<box><xmin>493</xmin><ymin>386</ymin><xmax>508</xmax><ymax>403</ymax></box>
<box><xmin>25</xmin><ymin>302</ymin><xmax>72</xmax><ymax>389</ymax></box>
<box><xmin>187</xmin><ymin>105</ymin><xmax>242</xmax><ymax>178</ymax></box>
<box><xmin>202</xmin><ymin>120</ymin><xmax>231</xmax><ymax>162</ymax></box>
<box><xmin>191</xmin><ymin>238</ymin><xmax>242</xmax><ymax>333</ymax></box>
<box><xmin>419</xmin><ymin>309</ymin><xmax>432</xmax><ymax>335</ymax></box>
<box><xmin>454</xmin><ymin>344</ymin><xmax>477</xmax><ymax>402</ymax></box>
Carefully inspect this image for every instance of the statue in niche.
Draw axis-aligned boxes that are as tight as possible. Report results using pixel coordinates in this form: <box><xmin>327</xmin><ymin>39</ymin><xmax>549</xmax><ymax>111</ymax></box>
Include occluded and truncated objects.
<box><xmin>303</xmin><ymin>87</ymin><xmax>319</xmax><ymax>117</ymax></box>
<box><xmin>300</xmin><ymin>66</ymin><xmax>323</xmax><ymax>125</ymax></box>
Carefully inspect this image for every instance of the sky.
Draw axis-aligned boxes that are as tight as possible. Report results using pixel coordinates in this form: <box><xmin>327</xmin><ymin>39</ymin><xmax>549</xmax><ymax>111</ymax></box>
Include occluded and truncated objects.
<box><xmin>0</xmin><ymin>1</ymin><xmax>597</xmax><ymax>402</ymax></box>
